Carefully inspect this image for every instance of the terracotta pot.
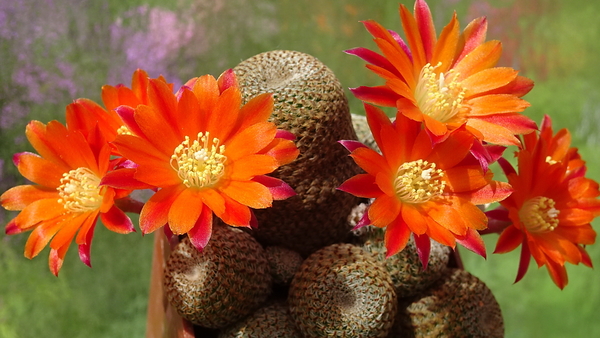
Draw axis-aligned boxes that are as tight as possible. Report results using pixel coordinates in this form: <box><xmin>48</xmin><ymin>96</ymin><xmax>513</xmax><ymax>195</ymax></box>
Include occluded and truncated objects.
<box><xmin>145</xmin><ymin>232</ymin><xmax>195</xmax><ymax>338</ymax></box>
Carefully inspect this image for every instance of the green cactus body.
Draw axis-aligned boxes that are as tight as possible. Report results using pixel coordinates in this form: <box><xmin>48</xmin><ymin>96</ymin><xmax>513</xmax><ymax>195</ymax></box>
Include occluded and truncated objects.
<box><xmin>288</xmin><ymin>243</ymin><xmax>397</xmax><ymax>338</ymax></box>
<box><xmin>218</xmin><ymin>301</ymin><xmax>302</xmax><ymax>338</ymax></box>
<box><xmin>391</xmin><ymin>269</ymin><xmax>504</xmax><ymax>338</ymax></box>
<box><xmin>233</xmin><ymin>50</ymin><xmax>362</xmax><ymax>255</ymax></box>
<box><xmin>164</xmin><ymin>225</ymin><xmax>272</xmax><ymax>329</ymax></box>
<box><xmin>357</xmin><ymin>226</ymin><xmax>451</xmax><ymax>298</ymax></box>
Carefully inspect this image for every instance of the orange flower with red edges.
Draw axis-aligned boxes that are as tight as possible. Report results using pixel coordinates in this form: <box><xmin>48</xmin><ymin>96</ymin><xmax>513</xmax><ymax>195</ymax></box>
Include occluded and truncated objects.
<box><xmin>110</xmin><ymin>70</ymin><xmax>299</xmax><ymax>251</ymax></box>
<box><xmin>490</xmin><ymin>115</ymin><xmax>599</xmax><ymax>289</ymax></box>
<box><xmin>338</xmin><ymin>104</ymin><xmax>512</xmax><ymax>267</ymax></box>
<box><xmin>347</xmin><ymin>0</ymin><xmax>536</xmax><ymax>146</ymax></box>
<box><xmin>0</xmin><ymin>121</ymin><xmax>135</xmax><ymax>276</ymax></box>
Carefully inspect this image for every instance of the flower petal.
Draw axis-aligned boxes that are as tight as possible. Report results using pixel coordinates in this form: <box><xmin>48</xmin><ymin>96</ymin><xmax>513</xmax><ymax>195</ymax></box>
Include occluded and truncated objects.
<box><xmin>49</xmin><ymin>212</ymin><xmax>96</xmax><ymax>251</ymax></box>
<box><xmin>494</xmin><ymin>225</ymin><xmax>524</xmax><ymax>254</ymax></box>
<box><xmin>384</xmin><ymin>216</ymin><xmax>411</xmax><ymax>257</ymax></box>
<box><xmin>199</xmin><ymin>188</ymin><xmax>226</xmax><ymax>219</ymax></box>
<box><xmin>252</xmin><ymin>175</ymin><xmax>296</xmax><ymax>200</ymax></box>
<box><xmin>0</xmin><ymin>185</ymin><xmax>58</xmax><ymax>211</ymax></box>
<box><xmin>11</xmin><ymin>198</ymin><xmax>66</xmax><ymax>231</ymax></box>
<box><xmin>462</xmin><ymin>68</ymin><xmax>519</xmax><ymax>97</ymax></box>
<box><xmin>350</xmin><ymin>86</ymin><xmax>399</xmax><ymax>107</ymax></box>
<box><xmin>399</xmin><ymin>3</ymin><xmax>426</xmax><ymax>70</ymax></box>
<box><xmin>369</xmin><ymin>194</ymin><xmax>401</xmax><ymax>228</ymax></box>
<box><xmin>188</xmin><ymin>206</ymin><xmax>213</xmax><ymax>251</ymax></box>
<box><xmin>466</xmin><ymin>94</ymin><xmax>530</xmax><ymax>116</ymax></box>
<box><xmin>456</xmin><ymin>228</ymin><xmax>486</xmax><ymax>258</ymax></box>
<box><xmin>225</xmin><ymin>122</ymin><xmax>277</xmax><ymax>161</ymax></box>
<box><xmin>454</xmin><ymin>40</ymin><xmax>502</xmax><ymax>79</ymax></box>
<box><xmin>338</xmin><ymin>174</ymin><xmax>382</xmax><ymax>198</ymax></box>
<box><xmin>15</xmin><ymin>152</ymin><xmax>67</xmax><ymax>188</ymax></box>
<box><xmin>220</xmin><ymin>180</ymin><xmax>273</xmax><ymax>209</ymax></box>
<box><xmin>228</xmin><ymin>154</ymin><xmax>279</xmax><ymax>180</ymax></box>
<box><xmin>514</xmin><ymin>232</ymin><xmax>532</xmax><ymax>284</ymax></box>
<box><xmin>100</xmin><ymin>168</ymin><xmax>156</xmax><ymax>190</ymax></box>
<box><xmin>100</xmin><ymin>205</ymin><xmax>135</xmax><ymax>234</ymax></box>
<box><xmin>466</xmin><ymin>117</ymin><xmax>521</xmax><ymax>146</ymax></box>
<box><xmin>206</xmin><ymin>86</ymin><xmax>241</xmax><ymax>142</ymax></box>
<box><xmin>425</xmin><ymin>216</ymin><xmax>456</xmax><ymax>248</ymax></box>
<box><xmin>401</xmin><ymin>203</ymin><xmax>428</xmax><ymax>235</ymax></box>
<box><xmin>49</xmin><ymin>243</ymin><xmax>70</xmax><ymax>276</ymax></box>
<box><xmin>219</xmin><ymin>193</ymin><xmax>251</xmax><ymax>226</ymax></box>
<box><xmin>140</xmin><ymin>185</ymin><xmax>185</xmax><ymax>234</ymax></box>
<box><xmin>236</xmin><ymin>93</ymin><xmax>274</xmax><ymax>131</ymax></box>
<box><xmin>134</xmin><ymin>105</ymin><xmax>182</xmax><ymax>156</ymax></box>
<box><xmin>414</xmin><ymin>0</ymin><xmax>436</xmax><ymax>61</ymax></box>
<box><xmin>351</xmin><ymin>148</ymin><xmax>388</xmax><ymax>177</ymax></box>
<box><xmin>23</xmin><ymin>216</ymin><xmax>66</xmax><ymax>259</ymax></box>
<box><xmin>345</xmin><ymin>47</ymin><xmax>399</xmax><ymax>77</ymax></box>
<box><xmin>413</xmin><ymin>233</ymin><xmax>432</xmax><ymax>268</ymax></box>
<box><xmin>443</xmin><ymin>165</ymin><xmax>490</xmax><ymax>193</ymax></box>
<box><xmin>168</xmin><ymin>188</ymin><xmax>204</xmax><ymax>235</ymax></box>
<box><xmin>431</xmin><ymin>13</ymin><xmax>459</xmax><ymax>70</ymax></box>
<box><xmin>545</xmin><ymin>258</ymin><xmax>568</xmax><ymax>289</ymax></box>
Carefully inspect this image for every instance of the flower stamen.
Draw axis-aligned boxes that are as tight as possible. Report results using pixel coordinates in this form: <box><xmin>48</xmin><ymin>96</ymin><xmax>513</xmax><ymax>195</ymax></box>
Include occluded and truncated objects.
<box><xmin>117</xmin><ymin>125</ymin><xmax>133</xmax><ymax>136</ymax></box>
<box><xmin>545</xmin><ymin>156</ymin><xmax>558</xmax><ymax>165</ymax></box>
<box><xmin>170</xmin><ymin>132</ymin><xmax>227</xmax><ymax>188</ymax></box>
<box><xmin>394</xmin><ymin>159</ymin><xmax>445</xmax><ymax>204</ymax></box>
<box><xmin>57</xmin><ymin>167</ymin><xmax>103</xmax><ymax>212</ymax></box>
<box><xmin>414</xmin><ymin>62</ymin><xmax>466</xmax><ymax>123</ymax></box>
<box><xmin>519</xmin><ymin>196</ymin><xmax>560</xmax><ymax>233</ymax></box>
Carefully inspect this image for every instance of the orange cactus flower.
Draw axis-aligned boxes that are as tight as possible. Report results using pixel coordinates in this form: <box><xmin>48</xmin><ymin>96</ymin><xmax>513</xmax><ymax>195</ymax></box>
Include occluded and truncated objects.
<box><xmin>1</xmin><ymin>121</ymin><xmax>135</xmax><ymax>276</ymax></box>
<box><xmin>65</xmin><ymin>69</ymin><xmax>172</xmax><ymax>144</ymax></box>
<box><xmin>490</xmin><ymin>115</ymin><xmax>599</xmax><ymax>289</ymax></box>
<box><xmin>338</xmin><ymin>104</ymin><xmax>512</xmax><ymax>267</ymax></box>
<box><xmin>347</xmin><ymin>0</ymin><xmax>536</xmax><ymax>146</ymax></box>
<box><xmin>110</xmin><ymin>70</ymin><xmax>299</xmax><ymax>251</ymax></box>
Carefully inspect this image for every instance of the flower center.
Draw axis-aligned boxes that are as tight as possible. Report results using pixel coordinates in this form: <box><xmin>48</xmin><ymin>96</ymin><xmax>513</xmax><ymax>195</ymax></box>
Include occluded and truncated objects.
<box><xmin>394</xmin><ymin>159</ymin><xmax>446</xmax><ymax>204</ymax></box>
<box><xmin>519</xmin><ymin>196</ymin><xmax>560</xmax><ymax>233</ymax></box>
<box><xmin>414</xmin><ymin>62</ymin><xmax>466</xmax><ymax>123</ymax></box>
<box><xmin>57</xmin><ymin>167</ymin><xmax>103</xmax><ymax>212</ymax></box>
<box><xmin>170</xmin><ymin>132</ymin><xmax>227</xmax><ymax>189</ymax></box>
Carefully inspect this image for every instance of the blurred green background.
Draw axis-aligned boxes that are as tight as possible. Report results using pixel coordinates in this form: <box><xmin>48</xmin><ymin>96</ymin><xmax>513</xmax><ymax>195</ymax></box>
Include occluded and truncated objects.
<box><xmin>1</xmin><ymin>0</ymin><xmax>599</xmax><ymax>337</ymax></box>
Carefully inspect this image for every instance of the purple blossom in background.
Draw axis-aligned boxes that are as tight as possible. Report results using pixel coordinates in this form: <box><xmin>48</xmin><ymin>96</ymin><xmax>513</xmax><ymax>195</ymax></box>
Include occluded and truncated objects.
<box><xmin>0</xmin><ymin>102</ymin><xmax>28</xmax><ymax>130</ymax></box>
<box><xmin>108</xmin><ymin>5</ymin><xmax>200</xmax><ymax>88</ymax></box>
<box><xmin>0</xmin><ymin>0</ymin><xmax>79</xmax><ymax>129</ymax></box>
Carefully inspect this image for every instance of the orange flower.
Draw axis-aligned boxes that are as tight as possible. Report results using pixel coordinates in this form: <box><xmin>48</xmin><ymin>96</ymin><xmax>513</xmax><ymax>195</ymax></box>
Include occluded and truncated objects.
<box><xmin>1</xmin><ymin>121</ymin><xmax>135</xmax><ymax>276</ymax></box>
<box><xmin>338</xmin><ymin>104</ymin><xmax>511</xmax><ymax>267</ymax></box>
<box><xmin>491</xmin><ymin>115</ymin><xmax>599</xmax><ymax>289</ymax></box>
<box><xmin>65</xmin><ymin>69</ymin><xmax>172</xmax><ymax>145</ymax></box>
<box><xmin>347</xmin><ymin>0</ymin><xmax>536</xmax><ymax>146</ymax></box>
<box><xmin>110</xmin><ymin>70</ymin><xmax>299</xmax><ymax>250</ymax></box>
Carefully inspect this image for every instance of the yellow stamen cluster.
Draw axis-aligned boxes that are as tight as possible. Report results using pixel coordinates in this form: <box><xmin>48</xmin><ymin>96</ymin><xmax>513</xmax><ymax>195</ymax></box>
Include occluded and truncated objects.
<box><xmin>170</xmin><ymin>132</ymin><xmax>227</xmax><ymax>188</ymax></box>
<box><xmin>394</xmin><ymin>159</ymin><xmax>446</xmax><ymax>204</ymax></box>
<box><xmin>414</xmin><ymin>62</ymin><xmax>466</xmax><ymax>123</ymax></box>
<box><xmin>57</xmin><ymin>167</ymin><xmax>103</xmax><ymax>212</ymax></box>
<box><xmin>545</xmin><ymin>156</ymin><xmax>558</xmax><ymax>165</ymax></box>
<box><xmin>519</xmin><ymin>196</ymin><xmax>560</xmax><ymax>233</ymax></box>
<box><xmin>117</xmin><ymin>125</ymin><xmax>133</xmax><ymax>135</ymax></box>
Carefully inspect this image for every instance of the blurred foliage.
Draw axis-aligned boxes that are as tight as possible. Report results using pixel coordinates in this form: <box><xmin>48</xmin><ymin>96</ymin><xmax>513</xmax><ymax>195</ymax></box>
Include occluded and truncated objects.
<box><xmin>1</xmin><ymin>0</ymin><xmax>600</xmax><ymax>337</ymax></box>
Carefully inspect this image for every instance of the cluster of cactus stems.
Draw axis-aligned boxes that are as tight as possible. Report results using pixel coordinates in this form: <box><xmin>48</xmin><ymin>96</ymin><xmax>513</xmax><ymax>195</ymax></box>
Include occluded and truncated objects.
<box><xmin>148</xmin><ymin>51</ymin><xmax>503</xmax><ymax>338</ymax></box>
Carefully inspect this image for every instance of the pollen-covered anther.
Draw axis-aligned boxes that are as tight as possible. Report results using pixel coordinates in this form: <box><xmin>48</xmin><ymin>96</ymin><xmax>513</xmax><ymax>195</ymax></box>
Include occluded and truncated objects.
<box><xmin>394</xmin><ymin>159</ymin><xmax>446</xmax><ymax>204</ymax></box>
<box><xmin>545</xmin><ymin>156</ymin><xmax>558</xmax><ymax>165</ymax></box>
<box><xmin>519</xmin><ymin>196</ymin><xmax>560</xmax><ymax>233</ymax></box>
<box><xmin>170</xmin><ymin>132</ymin><xmax>227</xmax><ymax>188</ymax></box>
<box><xmin>57</xmin><ymin>167</ymin><xmax>103</xmax><ymax>212</ymax></box>
<box><xmin>414</xmin><ymin>62</ymin><xmax>466</xmax><ymax>123</ymax></box>
<box><xmin>117</xmin><ymin>125</ymin><xmax>133</xmax><ymax>135</ymax></box>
